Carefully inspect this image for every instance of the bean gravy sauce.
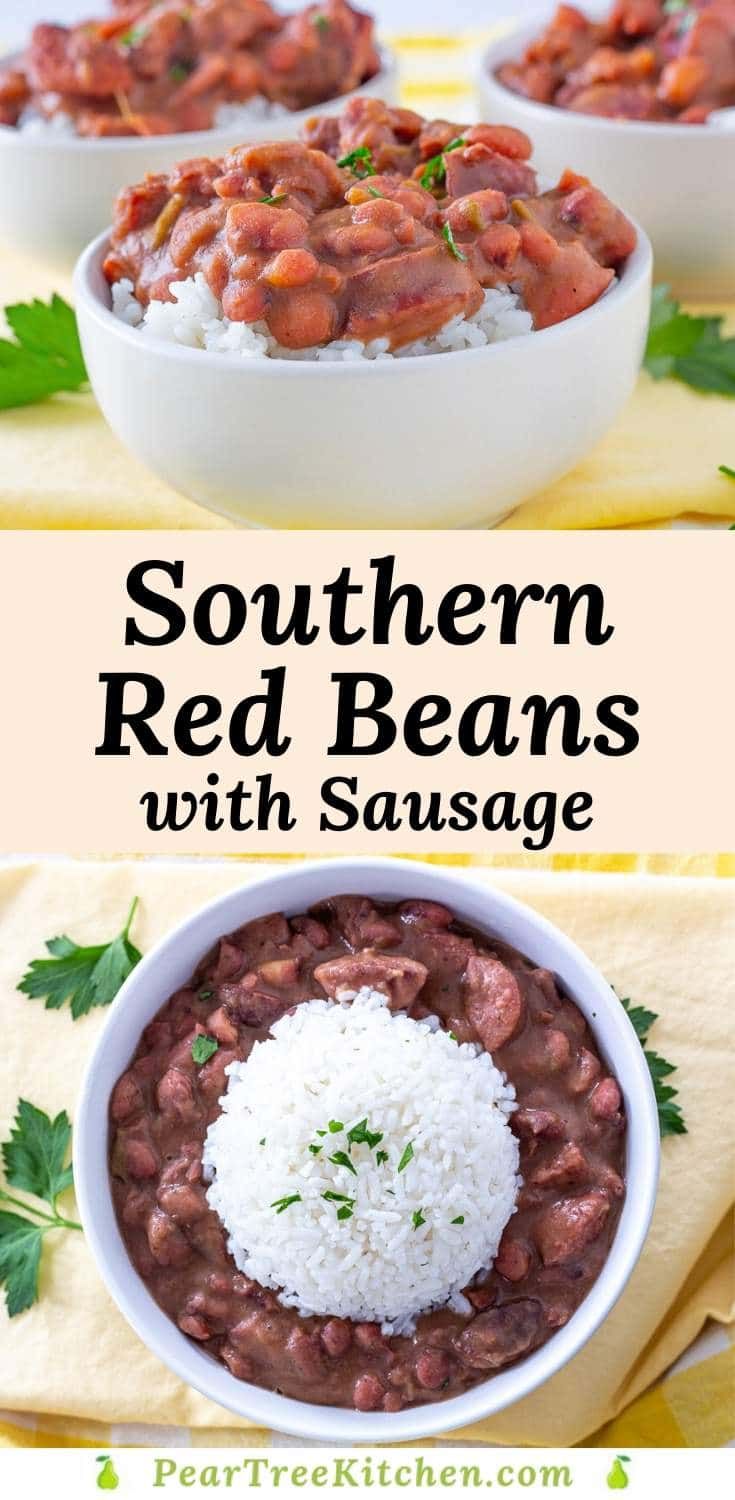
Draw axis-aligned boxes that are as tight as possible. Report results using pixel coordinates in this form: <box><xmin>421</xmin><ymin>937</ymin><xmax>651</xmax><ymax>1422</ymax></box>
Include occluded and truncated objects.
<box><xmin>109</xmin><ymin>896</ymin><xmax>626</xmax><ymax>1412</ymax></box>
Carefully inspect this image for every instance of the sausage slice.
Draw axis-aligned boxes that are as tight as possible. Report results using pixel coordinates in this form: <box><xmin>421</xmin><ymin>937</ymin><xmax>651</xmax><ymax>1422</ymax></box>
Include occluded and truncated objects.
<box><xmin>454</xmin><ymin>1299</ymin><xmax>543</xmax><ymax>1370</ymax></box>
<box><xmin>463</xmin><ymin>956</ymin><xmax>525</xmax><ymax>1050</ymax></box>
<box><xmin>314</xmin><ymin>950</ymin><xmax>428</xmax><ymax>1009</ymax></box>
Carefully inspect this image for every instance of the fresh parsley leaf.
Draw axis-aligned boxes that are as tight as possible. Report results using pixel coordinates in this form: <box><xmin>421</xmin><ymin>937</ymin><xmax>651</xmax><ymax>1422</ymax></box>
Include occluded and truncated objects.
<box><xmin>119</xmin><ymin>25</ymin><xmax>147</xmax><ymax>49</ymax></box>
<box><xmin>18</xmin><ymin>898</ymin><xmax>142</xmax><ymax>1020</ymax></box>
<box><xmin>719</xmin><ymin>465</ymin><xmax>735</xmax><ymax>480</ymax></box>
<box><xmin>309</xmin><ymin>1143</ymin><xmax>323</xmax><ymax>1155</ymax></box>
<box><xmin>620</xmin><ymin>993</ymin><xmax>687</xmax><ymax>1137</ymax></box>
<box><xmin>347</xmin><ymin>1117</ymin><xmax>383</xmax><ymax>1150</ymax></box>
<box><xmin>0</xmin><ymin>295</ymin><xmax>88</xmax><ymax>411</ymax></box>
<box><xmin>337</xmin><ymin>1204</ymin><xmax>353</xmax><ymax>1221</ymax></box>
<box><xmin>198</xmin><ymin>988</ymin><xmax>213</xmax><ymax>1000</ymax></box>
<box><xmin>644</xmin><ymin>287</ymin><xmax>735</xmax><ymax>397</ymax></box>
<box><xmin>191</xmin><ymin>1035</ymin><xmax>219</xmax><ymax>1066</ymax></box>
<box><xmin>0</xmin><ymin>1099</ymin><xmax>82</xmax><ymax>1317</ymax></box>
<box><xmin>0</xmin><ymin>1212</ymin><xmax>44</xmax><ymax>1317</ymax></box>
<box><xmin>322</xmin><ymin>1190</ymin><xmax>353</xmax><ymax>1203</ymax></box>
<box><xmin>397</xmin><ymin>1141</ymin><xmax>414</xmax><ymax>1173</ymax></box>
<box><xmin>337</xmin><ymin>147</ymin><xmax>376</xmax><ymax>179</ymax></box>
<box><xmin>376</xmin><ymin>1150</ymin><xmax>389</xmax><ymax>1165</ymax></box>
<box><xmin>329</xmin><ymin>1150</ymin><xmax>357</xmax><ymax>1176</ymax></box>
<box><xmin>328</xmin><ymin>1120</ymin><xmax>344</xmax><ymax>1133</ymax></box>
<box><xmin>271</xmin><ymin>1194</ymin><xmax>301</xmax><ymax>1213</ymax></box>
<box><xmin>259</xmin><ymin>1138</ymin><xmax>266</xmax><ymax>1146</ymax></box>
<box><xmin>412</xmin><ymin>1209</ymin><xmax>426</xmax><ymax>1230</ymax></box>
<box><xmin>420</xmin><ymin>136</ymin><xmax>466</xmax><ymax>191</ymax></box>
<box><xmin>451</xmin><ymin>1215</ymin><xmax>465</xmax><ymax>1225</ymax></box>
<box><xmin>619</xmin><ymin>996</ymin><xmax>659</xmax><ymax>1046</ymax></box>
<box><xmin>2</xmin><ymin>1100</ymin><xmax>73</xmax><ymax>1211</ymax></box>
<box><xmin>442</xmin><ymin>222</ymin><xmax>467</xmax><ymax>262</ymax></box>
<box><xmin>260</xmin><ymin>193</ymin><xmax>287</xmax><ymax>206</ymax></box>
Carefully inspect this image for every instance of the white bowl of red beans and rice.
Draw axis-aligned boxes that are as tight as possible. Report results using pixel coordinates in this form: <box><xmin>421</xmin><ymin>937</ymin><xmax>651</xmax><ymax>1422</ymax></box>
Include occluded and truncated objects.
<box><xmin>73</xmin><ymin>221</ymin><xmax>652</xmax><ymax>529</ymax></box>
<box><xmin>75</xmin><ymin>857</ymin><xmax>659</xmax><ymax>1442</ymax></box>
<box><xmin>0</xmin><ymin>48</ymin><xmax>397</xmax><ymax>270</ymax></box>
<box><xmin>477</xmin><ymin>10</ymin><xmax>735</xmax><ymax>301</ymax></box>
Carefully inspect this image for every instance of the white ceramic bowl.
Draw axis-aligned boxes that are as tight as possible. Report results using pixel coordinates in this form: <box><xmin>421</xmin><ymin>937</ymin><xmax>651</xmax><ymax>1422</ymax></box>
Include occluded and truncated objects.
<box><xmin>0</xmin><ymin>49</ymin><xmax>397</xmax><ymax>271</ymax></box>
<box><xmin>477</xmin><ymin>12</ymin><xmax>735</xmax><ymax>301</ymax></box>
<box><xmin>72</xmin><ymin>224</ymin><xmax>651</xmax><ymax>529</ymax></box>
<box><xmin>75</xmin><ymin>857</ymin><xmax>659</xmax><ymax>1443</ymax></box>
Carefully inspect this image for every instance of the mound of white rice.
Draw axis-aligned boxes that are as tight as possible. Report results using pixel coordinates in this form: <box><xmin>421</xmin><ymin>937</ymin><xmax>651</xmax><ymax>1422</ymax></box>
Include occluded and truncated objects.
<box><xmin>112</xmin><ymin>271</ymin><xmax>534</xmax><ymax>361</ymax></box>
<box><xmin>203</xmin><ymin>987</ymin><xmax>519</xmax><ymax>1333</ymax></box>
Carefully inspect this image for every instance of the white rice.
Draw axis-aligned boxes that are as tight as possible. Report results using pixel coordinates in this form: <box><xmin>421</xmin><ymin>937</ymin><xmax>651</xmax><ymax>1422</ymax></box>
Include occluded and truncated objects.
<box><xmin>16</xmin><ymin>96</ymin><xmax>286</xmax><ymax>137</ymax></box>
<box><xmin>203</xmin><ymin>987</ymin><xmax>520</xmax><ymax>1333</ymax></box>
<box><xmin>112</xmin><ymin>270</ymin><xmax>534</xmax><ymax>360</ymax></box>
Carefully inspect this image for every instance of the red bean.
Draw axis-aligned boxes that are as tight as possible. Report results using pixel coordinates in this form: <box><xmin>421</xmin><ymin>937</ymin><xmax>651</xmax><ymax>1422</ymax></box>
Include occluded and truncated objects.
<box><xmin>416</xmin><ymin>1350</ymin><xmax>451</xmax><ymax>1389</ymax></box>
<box><xmin>353</xmin><ymin>1373</ymin><xmax>385</xmax><ymax>1411</ymax></box>
<box><xmin>321</xmin><ymin>1318</ymin><xmax>353</xmax><ymax>1358</ymax></box>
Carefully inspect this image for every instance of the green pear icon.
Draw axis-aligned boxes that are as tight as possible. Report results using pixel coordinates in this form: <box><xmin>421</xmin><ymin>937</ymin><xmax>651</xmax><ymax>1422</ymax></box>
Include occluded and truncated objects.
<box><xmin>606</xmin><ymin>1456</ymin><xmax>630</xmax><ymax>1489</ymax></box>
<box><xmin>96</xmin><ymin>1456</ymin><xmax>120</xmax><ymax>1491</ymax></box>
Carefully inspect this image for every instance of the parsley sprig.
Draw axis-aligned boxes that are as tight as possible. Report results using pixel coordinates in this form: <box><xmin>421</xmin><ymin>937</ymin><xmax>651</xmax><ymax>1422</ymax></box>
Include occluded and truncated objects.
<box><xmin>337</xmin><ymin>147</ymin><xmax>376</xmax><ymax>179</ymax></box>
<box><xmin>442</xmin><ymin>222</ymin><xmax>467</xmax><ymax>262</ymax></box>
<box><xmin>644</xmin><ymin>286</ymin><xmax>735</xmax><ymax>397</ymax></box>
<box><xmin>621</xmin><ymin>996</ymin><xmax>687</xmax><ymax>1137</ymax></box>
<box><xmin>0</xmin><ymin>1100</ymin><xmax>82</xmax><ymax>1317</ymax></box>
<box><xmin>0</xmin><ymin>295</ymin><xmax>89</xmax><ymax>411</ymax></box>
<box><xmin>18</xmin><ymin>898</ymin><xmax>142</xmax><ymax>1020</ymax></box>
<box><xmin>420</xmin><ymin>136</ymin><xmax>466</xmax><ymax>192</ymax></box>
<box><xmin>191</xmin><ymin>1035</ymin><xmax>219</xmax><ymax>1066</ymax></box>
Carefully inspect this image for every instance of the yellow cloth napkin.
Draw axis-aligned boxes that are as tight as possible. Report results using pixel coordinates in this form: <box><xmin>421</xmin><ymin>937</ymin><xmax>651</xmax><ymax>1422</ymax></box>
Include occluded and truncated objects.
<box><xmin>1</xmin><ymin>859</ymin><xmax>732</xmax><ymax>1445</ymax></box>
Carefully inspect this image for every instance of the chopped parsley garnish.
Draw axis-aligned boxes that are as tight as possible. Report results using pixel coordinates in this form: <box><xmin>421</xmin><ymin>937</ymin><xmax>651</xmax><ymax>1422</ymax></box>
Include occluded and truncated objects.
<box><xmin>316</xmin><ymin>1129</ymin><xmax>327</xmax><ymax>1137</ymax></box>
<box><xmin>18</xmin><ymin>898</ymin><xmax>142</xmax><ymax>1020</ymax></box>
<box><xmin>0</xmin><ymin>294</ymin><xmax>89</xmax><ymax>411</ymax></box>
<box><xmin>719</xmin><ymin>464</ymin><xmax>735</xmax><ymax>480</ymax></box>
<box><xmin>412</xmin><ymin>1209</ymin><xmax>426</xmax><ymax>1231</ymax></box>
<box><xmin>442</xmin><ymin>222</ymin><xmax>467</xmax><ymax>262</ymax></box>
<box><xmin>451</xmin><ymin>1215</ymin><xmax>465</xmax><ymax>1225</ymax></box>
<box><xmin>420</xmin><ymin>136</ymin><xmax>466</xmax><ymax>191</ymax></box>
<box><xmin>198</xmin><ymin>988</ymin><xmax>213</xmax><ymax>1000</ymax></box>
<box><xmin>644</xmin><ymin>286</ymin><xmax>735</xmax><ymax>397</ymax></box>
<box><xmin>347</xmin><ymin>1118</ymin><xmax>383</xmax><ymax>1150</ymax></box>
<box><xmin>191</xmin><ymin>1035</ymin><xmax>219</xmax><ymax>1066</ymax></box>
<box><xmin>260</xmin><ymin>193</ymin><xmax>287</xmax><ymax>206</ymax></box>
<box><xmin>448</xmin><ymin>1031</ymin><xmax>458</xmax><ymax>1042</ymax></box>
<box><xmin>366</xmin><ymin>186</ymin><xmax>385</xmax><ymax>199</ymax></box>
<box><xmin>322</xmin><ymin>1191</ymin><xmax>353</xmax><ymax>1203</ymax></box>
<box><xmin>259</xmin><ymin>1138</ymin><xmax>266</xmax><ymax>1146</ymax></box>
<box><xmin>376</xmin><ymin>1150</ymin><xmax>389</xmax><ymax>1165</ymax></box>
<box><xmin>620</xmin><ymin>995</ymin><xmax>687</xmax><ymax>1137</ymax></box>
<box><xmin>397</xmin><ymin>1141</ymin><xmax>414</xmax><ymax>1173</ymax></box>
<box><xmin>313</xmin><ymin>12</ymin><xmax>330</xmax><ymax>30</ymax></box>
<box><xmin>328</xmin><ymin>1120</ymin><xmax>344</xmax><ymax>1133</ymax></box>
<box><xmin>119</xmin><ymin>25</ymin><xmax>147</xmax><ymax>50</ymax></box>
<box><xmin>0</xmin><ymin>1099</ymin><xmax>82</xmax><ymax>1317</ymax></box>
<box><xmin>308</xmin><ymin>1143</ymin><xmax>323</xmax><ymax>1156</ymax></box>
<box><xmin>337</xmin><ymin>146</ymin><xmax>376</xmax><ymax>179</ymax></box>
<box><xmin>271</xmin><ymin>1194</ymin><xmax>302</xmax><ymax>1214</ymax></box>
<box><xmin>337</xmin><ymin>1205</ymin><xmax>353</xmax><ymax>1221</ymax></box>
<box><xmin>329</xmin><ymin>1150</ymin><xmax>357</xmax><ymax>1176</ymax></box>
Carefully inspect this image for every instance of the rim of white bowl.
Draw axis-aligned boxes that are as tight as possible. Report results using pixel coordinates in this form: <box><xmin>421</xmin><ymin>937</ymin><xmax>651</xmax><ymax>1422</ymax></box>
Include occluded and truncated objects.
<box><xmin>479</xmin><ymin>13</ymin><xmax>729</xmax><ymax>142</ymax></box>
<box><xmin>0</xmin><ymin>46</ymin><xmax>397</xmax><ymax>150</ymax></box>
<box><xmin>73</xmin><ymin>217</ymin><xmax>652</xmax><ymax>377</ymax></box>
<box><xmin>74</xmin><ymin>856</ymin><xmax>660</xmax><ymax>1444</ymax></box>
